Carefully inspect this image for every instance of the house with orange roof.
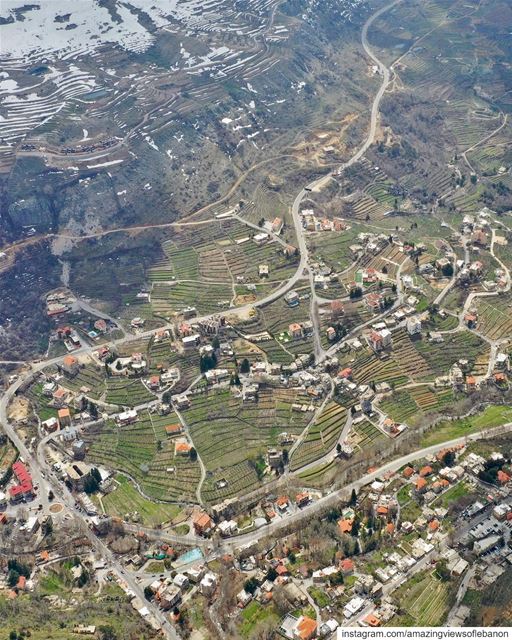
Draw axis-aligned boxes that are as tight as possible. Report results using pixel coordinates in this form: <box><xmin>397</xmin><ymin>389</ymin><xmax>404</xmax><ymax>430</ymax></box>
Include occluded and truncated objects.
<box><xmin>403</xmin><ymin>466</ymin><xmax>415</xmax><ymax>478</ymax></box>
<box><xmin>415</xmin><ymin>477</ymin><xmax>427</xmax><ymax>493</ymax></box>
<box><xmin>58</xmin><ymin>407</ymin><xmax>71</xmax><ymax>428</ymax></box>
<box><xmin>338</xmin><ymin>367</ymin><xmax>353</xmax><ymax>380</ymax></box>
<box><xmin>52</xmin><ymin>386</ymin><xmax>68</xmax><ymax>408</ymax></box>
<box><xmin>62</xmin><ymin>354</ymin><xmax>79</xmax><ymax>377</ymax></box>
<box><xmin>296</xmin><ymin>616</ymin><xmax>317</xmax><ymax>640</ymax></box>
<box><xmin>428</xmin><ymin>519</ymin><xmax>440</xmax><ymax>533</ymax></box>
<box><xmin>272</xmin><ymin>217</ymin><xmax>283</xmax><ymax>234</ymax></box>
<box><xmin>165</xmin><ymin>424</ymin><xmax>183</xmax><ymax>436</ymax></box>
<box><xmin>419</xmin><ymin>465</ymin><xmax>433</xmax><ymax>477</ymax></box>
<box><xmin>365</xmin><ymin>292</ymin><xmax>384</xmax><ymax>312</ymax></box>
<box><xmin>338</xmin><ymin>518</ymin><xmax>353</xmax><ymax>534</ymax></box>
<box><xmin>494</xmin><ymin>372</ymin><xmax>507</xmax><ymax>385</ymax></box>
<box><xmin>39</xmin><ymin>550</ymin><xmax>50</xmax><ymax>563</ymax></box>
<box><xmin>193</xmin><ymin>511</ymin><xmax>214</xmax><ymax>536</ymax></box>
<box><xmin>148</xmin><ymin>375</ymin><xmax>160</xmax><ymax>390</ymax></box>
<box><xmin>275</xmin><ymin>564</ymin><xmax>289</xmax><ymax>578</ymax></box>
<box><xmin>174</xmin><ymin>441</ymin><xmax>193</xmax><ymax>456</ymax></box>
<box><xmin>369</xmin><ymin>331</ymin><xmax>384</xmax><ymax>352</ymax></box>
<box><xmin>464</xmin><ymin>313</ymin><xmax>477</xmax><ymax>328</ymax></box>
<box><xmin>498</xmin><ymin>470</ymin><xmax>511</xmax><ymax>485</ymax></box>
<box><xmin>466</xmin><ymin>375</ymin><xmax>477</xmax><ymax>391</ymax></box>
<box><xmin>279</xmin><ymin>614</ymin><xmax>317</xmax><ymax>640</ymax></box>
<box><xmin>289</xmin><ymin>323</ymin><xmax>303</xmax><ymax>340</ymax></box>
<box><xmin>376</xmin><ymin>505</ymin><xmax>388</xmax><ymax>517</ymax></box>
<box><xmin>276</xmin><ymin>495</ymin><xmax>290</xmax><ymax>512</ymax></box>
<box><xmin>363</xmin><ymin>614</ymin><xmax>381</xmax><ymax>627</ymax></box>
<box><xmin>386</xmin><ymin>522</ymin><xmax>395</xmax><ymax>535</ymax></box>
<box><xmin>295</xmin><ymin>492</ymin><xmax>310</xmax><ymax>508</ymax></box>
<box><xmin>16</xmin><ymin>575</ymin><xmax>27</xmax><ymax>590</ymax></box>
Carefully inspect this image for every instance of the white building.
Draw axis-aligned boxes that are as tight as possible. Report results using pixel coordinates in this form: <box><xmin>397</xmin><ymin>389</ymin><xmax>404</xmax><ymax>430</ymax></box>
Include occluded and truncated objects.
<box><xmin>344</xmin><ymin>596</ymin><xmax>366</xmax><ymax>619</ymax></box>
<box><xmin>406</xmin><ymin>316</ymin><xmax>422</xmax><ymax>336</ymax></box>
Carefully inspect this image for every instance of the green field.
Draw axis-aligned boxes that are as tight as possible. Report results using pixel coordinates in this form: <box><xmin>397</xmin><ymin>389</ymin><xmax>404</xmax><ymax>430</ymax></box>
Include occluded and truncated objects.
<box><xmin>421</xmin><ymin>405</ymin><xmax>512</xmax><ymax>447</ymax></box>
<box><xmin>97</xmin><ymin>474</ymin><xmax>182</xmax><ymax>526</ymax></box>
<box><xmin>389</xmin><ymin>572</ymin><xmax>453</xmax><ymax>626</ymax></box>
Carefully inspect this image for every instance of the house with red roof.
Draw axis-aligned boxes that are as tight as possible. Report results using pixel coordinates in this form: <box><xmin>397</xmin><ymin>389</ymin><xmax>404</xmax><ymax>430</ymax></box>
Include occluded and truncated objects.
<box><xmin>9</xmin><ymin>461</ymin><xmax>33</xmax><ymax>502</ymax></box>
<box><xmin>498</xmin><ymin>470</ymin><xmax>511</xmax><ymax>485</ymax></box>
<box><xmin>340</xmin><ymin>558</ymin><xmax>354</xmax><ymax>575</ymax></box>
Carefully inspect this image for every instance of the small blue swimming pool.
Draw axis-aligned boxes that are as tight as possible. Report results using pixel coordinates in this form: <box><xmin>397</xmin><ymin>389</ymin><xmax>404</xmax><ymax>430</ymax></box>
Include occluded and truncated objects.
<box><xmin>175</xmin><ymin>547</ymin><xmax>203</xmax><ymax>567</ymax></box>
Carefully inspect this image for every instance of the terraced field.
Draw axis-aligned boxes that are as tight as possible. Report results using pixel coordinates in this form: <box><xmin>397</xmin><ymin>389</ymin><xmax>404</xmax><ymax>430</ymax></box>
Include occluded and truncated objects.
<box><xmin>391</xmin><ymin>330</ymin><xmax>433</xmax><ymax>380</ymax></box>
<box><xmin>146</xmin><ymin>220</ymin><xmax>299</xmax><ymax>317</ymax></box>
<box><xmin>84</xmin><ymin>410</ymin><xmax>201</xmax><ymax>503</ymax></box>
<box><xmin>290</xmin><ymin>402</ymin><xmax>347</xmax><ymax>471</ymax></box>
<box><xmin>413</xmin><ymin>330</ymin><xmax>488</xmax><ymax>376</ymax></box>
<box><xmin>351</xmin><ymin>350</ymin><xmax>409</xmax><ymax>388</ymax></box>
<box><xmin>105</xmin><ymin>378</ymin><xmax>156</xmax><ymax>407</ymax></box>
<box><xmin>59</xmin><ymin>364</ymin><xmax>106</xmax><ymax>400</ymax></box>
<box><xmin>389</xmin><ymin>573</ymin><xmax>453</xmax><ymax>627</ymax></box>
<box><xmin>380</xmin><ymin>386</ymin><xmax>454</xmax><ymax>424</ymax></box>
<box><xmin>475</xmin><ymin>297</ymin><xmax>512</xmax><ymax>342</ymax></box>
<box><xmin>348</xmin><ymin>419</ymin><xmax>384</xmax><ymax>451</ymax></box>
<box><xmin>202</xmin><ymin>461</ymin><xmax>261</xmax><ymax>505</ymax></box>
<box><xmin>183</xmin><ymin>387</ymin><xmax>312</xmax><ymax>492</ymax></box>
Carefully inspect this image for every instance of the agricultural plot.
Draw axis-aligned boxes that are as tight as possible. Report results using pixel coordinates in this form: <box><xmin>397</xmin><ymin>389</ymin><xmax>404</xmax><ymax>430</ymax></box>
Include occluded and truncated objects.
<box><xmin>59</xmin><ymin>364</ymin><xmax>106</xmax><ymax>400</ymax></box>
<box><xmin>202</xmin><ymin>461</ymin><xmax>261</xmax><ymax>504</ymax></box>
<box><xmin>290</xmin><ymin>402</ymin><xmax>347</xmax><ymax>471</ymax></box>
<box><xmin>183</xmin><ymin>387</ymin><xmax>311</xmax><ymax>489</ymax></box>
<box><xmin>84</xmin><ymin>409</ymin><xmax>201</xmax><ymax>503</ymax></box>
<box><xmin>348</xmin><ymin>419</ymin><xmax>384</xmax><ymax>451</ymax></box>
<box><xmin>151</xmin><ymin>281</ymin><xmax>234</xmax><ymax>317</ymax></box>
<box><xmin>389</xmin><ymin>573</ymin><xmax>453</xmax><ymax>627</ymax></box>
<box><xmin>0</xmin><ymin>433</ymin><xmax>17</xmax><ymax>475</ymax></box>
<box><xmin>379</xmin><ymin>391</ymin><xmax>418</xmax><ymax>424</ymax></box>
<box><xmin>98</xmin><ymin>474</ymin><xmax>182</xmax><ymax>526</ymax></box>
<box><xmin>351</xmin><ymin>193</ymin><xmax>391</xmax><ymax>221</ymax></box>
<box><xmin>475</xmin><ymin>297</ymin><xmax>512</xmax><ymax>342</ymax></box>
<box><xmin>351</xmin><ymin>350</ymin><xmax>409</xmax><ymax>388</ymax></box>
<box><xmin>413</xmin><ymin>330</ymin><xmax>488</xmax><ymax>376</ymax></box>
<box><xmin>422</xmin><ymin>312</ymin><xmax>458</xmax><ymax>332</ymax></box>
<box><xmin>364</xmin><ymin>243</ymin><xmax>408</xmax><ymax>281</ymax></box>
<box><xmin>261</xmin><ymin>294</ymin><xmax>315</xmax><ymax>356</ymax></box>
<box><xmin>24</xmin><ymin>381</ymin><xmax>60</xmax><ymax>422</ymax></box>
<box><xmin>390</xmin><ymin>330</ymin><xmax>433</xmax><ymax>380</ymax></box>
<box><xmin>408</xmin><ymin>386</ymin><xmax>453</xmax><ymax>414</ymax></box>
<box><xmin>105</xmin><ymin>378</ymin><xmax>156</xmax><ymax>407</ymax></box>
<box><xmin>147</xmin><ymin>336</ymin><xmax>175</xmax><ymax>373</ymax></box>
<box><xmin>297</xmin><ymin>457</ymin><xmax>338</xmax><ymax>488</ymax></box>
<box><xmin>306</xmin><ymin>225</ymin><xmax>362</xmax><ymax>273</ymax></box>
<box><xmin>116</xmin><ymin>338</ymin><xmax>151</xmax><ymax>358</ymax></box>
<box><xmin>147</xmin><ymin>220</ymin><xmax>299</xmax><ymax>318</ymax></box>
<box><xmin>380</xmin><ymin>386</ymin><xmax>454</xmax><ymax>424</ymax></box>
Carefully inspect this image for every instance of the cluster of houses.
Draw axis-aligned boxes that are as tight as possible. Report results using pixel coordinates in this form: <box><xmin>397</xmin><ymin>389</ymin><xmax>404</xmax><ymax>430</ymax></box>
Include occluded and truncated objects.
<box><xmin>300</xmin><ymin>208</ymin><xmax>348</xmax><ymax>234</ymax></box>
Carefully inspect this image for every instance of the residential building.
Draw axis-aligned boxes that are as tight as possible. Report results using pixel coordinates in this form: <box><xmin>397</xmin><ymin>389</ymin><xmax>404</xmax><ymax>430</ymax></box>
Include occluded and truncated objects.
<box><xmin>406</xmin><ymin>316</ymin><xmax>421</xmax><ymax>336</ymax></box>
<box><xmin>279</xmin><ymin>614</ymin><xmax>317</xmax><ymax>640</ymax></box>
<box><xmin>62</xmin><ymin>355</ymin><xmax>79</xmax><ymax>377</ymax></box>
<box><xmin>193</xmin><ymin>511</ymin><xmax>214</xmax><ymax>536</ymax></box>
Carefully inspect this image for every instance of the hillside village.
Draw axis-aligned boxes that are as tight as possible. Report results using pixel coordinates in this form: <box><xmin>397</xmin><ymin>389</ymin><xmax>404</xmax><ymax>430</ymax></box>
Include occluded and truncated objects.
<box><xmin>1</xmin><ymin>0</ymin><xmax>512</xmax><ymax>636</ymax></box>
